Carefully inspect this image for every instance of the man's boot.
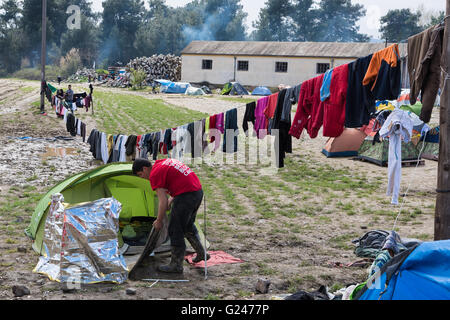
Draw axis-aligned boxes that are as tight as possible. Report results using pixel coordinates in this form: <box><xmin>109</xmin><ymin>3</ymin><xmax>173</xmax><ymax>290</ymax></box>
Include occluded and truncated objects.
<box><xmin>185</xmin><ymin>232</ymin><xmax>210</xmax><ymax>263</ymax></box>
<box><xmin>158</xmin><ymin>246</ymin><xmax>185</xmax><ymax>273</ymax></box>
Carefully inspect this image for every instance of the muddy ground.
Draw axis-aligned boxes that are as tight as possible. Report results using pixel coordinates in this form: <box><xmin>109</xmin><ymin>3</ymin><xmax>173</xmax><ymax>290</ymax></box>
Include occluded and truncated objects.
<box><xmin>0</xmin><ymin>78</ymin><xmax>439</xmax><ymax>301</ymax></box>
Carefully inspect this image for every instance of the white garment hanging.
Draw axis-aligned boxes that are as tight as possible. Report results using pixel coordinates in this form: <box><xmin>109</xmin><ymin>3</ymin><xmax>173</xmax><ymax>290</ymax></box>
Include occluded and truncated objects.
<box><xmin>100</xmin><ymin>132</ymin><xmax>109</xmax><ymax>164</ymax></box>
<box><xmin>119</xmin><ymin>135</ymin><xmax>128</xmax><ymax>162</ymax></box>
<box><xmin>379</xmin><ymin>109</ymin><xmax>414</xmax><ymax>205</ymax></box>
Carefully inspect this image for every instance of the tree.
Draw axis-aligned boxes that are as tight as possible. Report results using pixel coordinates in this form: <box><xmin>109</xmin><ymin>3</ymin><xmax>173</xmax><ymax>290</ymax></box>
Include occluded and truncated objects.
<box><xmin>60</xmin><ymin>16</ymin><xmax>100</xmax><ymax>66</ymax></box>
<box><xmin>21</xmin><ymin>0</ymin><xmax>96</xmax><ymax>65</ymax></box>
<box><xmin>312</xmin><ymin>0</ymin><xmax>369</xmax><ymax>42</ymax></box>
<box><xmin>379</xmin><ymin>9</ymin><xmax>423</xmax><ymax>42</ymax></box>
<box><xmin>288</xmin><ymin>0</ymin><xmax>318</xmax><ymax>41</ymax></box>
<box><xmin>134</xmin><ymin>0</ymin><xmax>185</xmax><ymax>56</ymax></box>
<box><xmin>101</xmin><ymin>0</ymin><xmax>145</xmax><ymax>65</ymax></box>
<box><xmin>0</xmin><ymin>0</ymin><xmax>25</xmax><ymax>73</ymax></box>
<box><xmin>251</xmin><ymin>0</ymin><xmax>292</xmax><ymax>41</ymax></box>
<box><xmin>182</xmin><ymin>0</ymin><xmax>248</xmax><ymax>43</ymax></box>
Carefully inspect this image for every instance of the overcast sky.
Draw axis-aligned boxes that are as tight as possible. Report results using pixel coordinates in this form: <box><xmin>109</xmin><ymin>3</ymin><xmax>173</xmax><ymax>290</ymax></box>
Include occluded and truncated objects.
<box><xmin>90</xmin><ymin>0</ymin><xmax>446</xmax><ymax>39</ymax></box>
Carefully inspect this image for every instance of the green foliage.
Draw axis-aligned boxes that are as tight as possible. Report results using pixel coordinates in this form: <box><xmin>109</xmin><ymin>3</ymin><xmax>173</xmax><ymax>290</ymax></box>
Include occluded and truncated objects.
<box><xmin>11</xmin><ymin>65</ymin><xmax>63</xmax><ymax>81</ymax></box>
<box><xmin>251</xmin><ymin>0</ymin><xmax>369</xmax><ymax>42</ymax></box>
<box><xmin>59</xmin><ymin>48</ymin><xmax>83</xmax><ymax>78</ymax></box>
<box><xmin>379</xmin><ymin>9</ymin><xmax>424</xmax><ymax>42</ymax></box>
<box><xmin>130</xmin><ymin>68</ymin><xmax>147</xmax><ymax>89</ymax></box>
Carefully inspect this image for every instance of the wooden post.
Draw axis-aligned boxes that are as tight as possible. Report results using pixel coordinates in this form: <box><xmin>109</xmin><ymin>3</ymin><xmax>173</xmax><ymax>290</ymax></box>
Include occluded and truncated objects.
<box><xmin>40</xmin><ymin>0</ymin><xmax>47</xmax><ymax>113</ymax></box>
<box><xmin>435</xmin><ymin>0</ymin><xmax>450</xmax><ymax>240</ymax></box>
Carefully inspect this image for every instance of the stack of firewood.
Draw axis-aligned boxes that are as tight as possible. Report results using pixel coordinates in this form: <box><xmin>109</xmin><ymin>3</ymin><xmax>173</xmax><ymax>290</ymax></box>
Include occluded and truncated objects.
<box><xmin>127</xmin><ymin>54</ymin><xmax>181</xmax><ymax>82</ymax></box>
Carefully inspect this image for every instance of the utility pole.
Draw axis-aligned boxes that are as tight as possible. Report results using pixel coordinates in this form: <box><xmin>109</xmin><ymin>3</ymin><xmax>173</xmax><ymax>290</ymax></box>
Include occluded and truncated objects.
<box><xmin>435</xmin><ymin>0</ymin><xmax>450</xmax><ymax>240</ymax></box>
<box><xmin>40</xmin><ymin>0</ymin><xmax>47</xmax><ymax>113</ymax></box>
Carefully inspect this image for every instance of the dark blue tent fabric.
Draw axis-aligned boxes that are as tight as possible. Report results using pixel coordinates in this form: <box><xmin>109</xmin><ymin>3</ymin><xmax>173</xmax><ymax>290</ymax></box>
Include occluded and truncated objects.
<box><xmin>252</xmin><ymin>86</ymin><xmax>272</xmax><ymax>96</ymax></box>
<box><xmin>358</xmin><ymin>240</ymin><xmax>450</xmax><ymax>300</ymax></box>
<box><xmin>154</xmin><ymin>79</ymin><xmax>190</xmax><ymax>94</ymax></box>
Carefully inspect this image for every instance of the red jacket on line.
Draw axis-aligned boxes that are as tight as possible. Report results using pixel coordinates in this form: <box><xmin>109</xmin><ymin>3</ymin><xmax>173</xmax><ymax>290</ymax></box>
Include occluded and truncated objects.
<box><xmin>289</xmin><ymin>74</ymin><xmax>324</xmax><ymax>139</ymax></box>
<box><xmin>322</xmin><ymin>63</ymin><xmax>349</xmax><ymax>138</ymax></box>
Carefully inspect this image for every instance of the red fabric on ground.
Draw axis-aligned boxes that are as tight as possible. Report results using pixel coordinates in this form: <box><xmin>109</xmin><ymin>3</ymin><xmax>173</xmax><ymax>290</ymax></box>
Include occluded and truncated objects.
<box><xmin>184</xmin><ymin>250</ymin><xmax>244</xmax><ymax>268</ymax></box>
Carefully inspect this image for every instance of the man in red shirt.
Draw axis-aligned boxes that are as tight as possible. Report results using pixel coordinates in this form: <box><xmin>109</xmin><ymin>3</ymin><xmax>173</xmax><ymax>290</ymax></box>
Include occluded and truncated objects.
<box><xmin>133</xmin><ymin>158</ymin><xmax>209</xmax><ymax>274</ymax></box>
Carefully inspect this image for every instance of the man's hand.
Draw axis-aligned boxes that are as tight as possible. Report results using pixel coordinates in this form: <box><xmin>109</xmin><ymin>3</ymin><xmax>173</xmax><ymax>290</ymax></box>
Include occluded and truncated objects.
<box><xmin>153</xmin><ymin>218</ymin><xmax>163</xmax><ymax>230</ymax></box>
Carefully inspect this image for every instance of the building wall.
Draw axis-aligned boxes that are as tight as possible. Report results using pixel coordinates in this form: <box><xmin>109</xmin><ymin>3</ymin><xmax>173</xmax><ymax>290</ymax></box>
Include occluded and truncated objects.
<box><xmin>181</xmin><ymin>54</ymin><xmax>354</xmax><ymax>87</ymax></box>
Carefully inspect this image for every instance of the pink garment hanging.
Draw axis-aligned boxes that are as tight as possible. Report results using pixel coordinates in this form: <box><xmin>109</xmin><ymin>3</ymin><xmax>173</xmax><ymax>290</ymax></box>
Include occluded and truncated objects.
<box><xmin>254</xmin><ymin>96</ymin><xmax>270</xmax><ymax>139</ymax></box>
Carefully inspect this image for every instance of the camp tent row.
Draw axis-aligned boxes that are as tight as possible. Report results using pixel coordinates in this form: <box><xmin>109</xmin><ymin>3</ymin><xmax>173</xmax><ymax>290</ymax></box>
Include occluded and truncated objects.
<box><xmin>154</xmin><ymin>79</ymin><xmax>271</xmax><ymax>96</ymax></box>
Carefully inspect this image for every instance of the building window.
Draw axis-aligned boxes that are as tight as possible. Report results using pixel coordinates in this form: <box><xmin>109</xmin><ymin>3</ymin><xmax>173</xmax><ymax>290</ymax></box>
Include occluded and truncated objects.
<box><xmin>202</xmin><ymin>59</ymin><xmax>213</xmax><ymax>70</ymax></box>
<box><xmin>237</xmin><ymin>60</ymin><xmax>249</xmax><ymax>71</ymax></box>
<box><xmin>275</xmin><ymin>62</ymin><xmax>288</xmax><ymax>73</ymax></box>
<box><xmin>316</xmin><ymin>63</ymin><xmax>330</xmax><ymax>74</ymax></box>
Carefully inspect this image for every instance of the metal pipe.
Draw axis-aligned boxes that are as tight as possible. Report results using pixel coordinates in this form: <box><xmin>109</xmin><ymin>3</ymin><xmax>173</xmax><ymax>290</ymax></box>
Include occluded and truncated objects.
<box><xmin>40</xmin><ymin>0</ymin><xmax>47</xmax><ymax>113</ymax></box>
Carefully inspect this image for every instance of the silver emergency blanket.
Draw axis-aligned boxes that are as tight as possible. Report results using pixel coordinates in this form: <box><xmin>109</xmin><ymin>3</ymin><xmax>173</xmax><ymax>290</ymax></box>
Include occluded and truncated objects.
<box><xmin>34</xmin><ymin>194</ymin><xmax>128</xmax><ymax>284</ymax></box>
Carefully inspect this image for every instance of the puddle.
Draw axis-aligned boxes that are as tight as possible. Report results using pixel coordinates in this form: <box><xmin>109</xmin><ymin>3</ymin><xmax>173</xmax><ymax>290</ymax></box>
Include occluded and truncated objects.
<box><xmin>40</xmin><ymin>147</ymin><xmax>78</xmax><ymax>159</ymax></box>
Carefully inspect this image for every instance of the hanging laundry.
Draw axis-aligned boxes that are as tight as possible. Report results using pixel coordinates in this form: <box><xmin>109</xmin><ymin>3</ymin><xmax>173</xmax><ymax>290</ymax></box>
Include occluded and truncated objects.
<box><xmin>242</xmin><ymin>101</ymin><xmax>256</xmax><ymax>135</ymax></box>
<box><xmin>151</xmin><ymin>131</ymin><xmax>161</xmax><ymax>160</ymax></box>
<box><xmin>66</xmin><ymin>113</ymin><xmax>77</xmax><ymax>137</ymax></box>
<box><xmin>201</xmin><ymin>119</ymin><xmax>209</xmax><ymax>153</ymax></box>
<box><xmin>320</xmin><ymin>68</ymin><xmax>334</xmax><ymax>102</ymax></box>
<box><xmin>255</xmin><ymin>96</ymin><xmax>270</xmax><ymax>139</ymax></box>
<box><xmin>272</xmin><ymin>89</ymin><xmax>292</xmax><ymax>168</ymax></box>
<box><xmin>216</xmin><ymin>113</ymin><xmax>225</xmax><ymax>134</ymax></box>
<box><xmin>281</xmin><ymin>84</ymin><xmax>301</xmax><ymax>123</ymax></box>
<box><xmin>107</xmin><ymin>134</ymin><xmax>114</xmax><ymax>163</ymax></box>
<box><xmin>379</xmin><ymin>109</ymin><xmax>414</xmax><ymax>205</ymax></box>
<box><xmin>322</xmin><ymin>63</ymin><xmax>349</xmax><ymax>138</ymax></box>
<box><xmin>125</xmin><ymin>135</ymin><xmax>138</xmax><ymax>159</ymax></box>
<box><xmin>208</xmin><ymin>114</ymin><xmax>223</xmax><ymax>151</ymax></box>
<box><xmin>345</xmin><ymin>54</ymin><xmax>376</xmax><ymax>128</ymax></box>
<box><xmin>87</xmin><ymin>129</ymin><xmax>99</xmax><ymax>159</ymax></box>
<box><xmin>119</xmin><ymin>135</ymin><xmax>128</xmax><ymax>162</ymax></box>
<box><xmin>264</xmin><ymin>92</ymin><xmax>279</xmax><ymax>133</ymax></box>
<box><xmin>223</xmin><ymin>108</ymin><xmax>238</xmax><ymax>153</ymax></box>
<box><xmin>289</xmin><ymin>74</ymin><xmax>324</xmax><ymax>139</ymax></box>
<box><xmin>186</xmin><ymin>121</ymin><xmax>203</xmax><ymax>158</ymax></box>
<box><xmin>111</xmin><ymin>134</ymin><xmax>122</xmax><ymax>162</ymax></box>
<box><xmin>173</xmin><ymin>125</ymin><xmax>188</xmax><ymax>159</ymax></box>
<box><xmin>100</xmin><ymin>132</ymin><xmax>109</xmax><ymax>164</ymax></box>
<box><xmin>362</xmin><ymin>44</ymin><xmax>401</xmax><ymax>92</ymax></box>
<box><xmin>80</xmin><ymin>122</ymin><xmax>86</xmax><ymax>142</ymax></box>
<box><xmin>164</xmin><ymin>128</ymin><xmax>173</xmax><ymax>153</ymax></box>
<box><xmin>408</xmin><ymin>23</ymin><xmax>444</xmax><ymax>123</ymax></box>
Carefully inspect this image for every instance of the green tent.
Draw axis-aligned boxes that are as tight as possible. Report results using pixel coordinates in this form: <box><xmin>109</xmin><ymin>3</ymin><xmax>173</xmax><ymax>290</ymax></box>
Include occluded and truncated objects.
<box><xmin>26</xmin><ymin>162</ymin><xmax>207</xmax><ymax>255</ymax></box>
<box><xmin>356</xmin><ymin>138</ymin><xmax>421</xmax><ymax>166</ymax></box>
<box><xmin>221</xmin><ymin>82</ymin><xmax>233</xmax><ymax>95</ymax></box>
<box><xmin>400</xmin><ymin>103</ymin><xmax>422</xmax><ymax>117</ymax></box>
<box><xmin>417</xmin><ymin>140</ymin><xmax>439</xmax><ymax>161</ymax></box>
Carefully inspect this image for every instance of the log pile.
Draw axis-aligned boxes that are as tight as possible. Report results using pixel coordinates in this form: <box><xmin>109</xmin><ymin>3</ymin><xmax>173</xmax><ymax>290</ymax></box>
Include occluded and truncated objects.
<box><xmin>127</xmin><ymin>54</ymin><xmax>181</xmax><ymax>82</ymax></box>
<box><xmin>66</xmin><ymin>68</ymin><xmax>97</xmax><ymax>83</ymax></box>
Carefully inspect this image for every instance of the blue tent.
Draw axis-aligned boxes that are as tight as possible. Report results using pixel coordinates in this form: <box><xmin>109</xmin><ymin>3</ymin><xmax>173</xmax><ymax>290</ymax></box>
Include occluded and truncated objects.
<box><xmin>154</xmin><ymin>79</ymin><xmax>191</xmax><ymax>94</ymax></box>
<box><xmin>252</xmin><ymin>86</ymin><xmax>272</xmax><ymax>96</ymax></box>
<box><xmin>355</xmin><ymin>240</ymin><xmax>450</xmax><ymax>300</ymax></box>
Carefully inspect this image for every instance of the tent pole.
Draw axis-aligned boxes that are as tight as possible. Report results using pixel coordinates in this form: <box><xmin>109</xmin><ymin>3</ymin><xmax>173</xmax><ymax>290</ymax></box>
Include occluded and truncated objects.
<box><xmin>40</xmin><ymin>0</ymin><xmax>47</xmax><ymax>114</ymax></box>
<box><xmin>435</xmin><ymin>0</ymin><xmax>450</xmax><ymax>240</ymax></box>
<box><xmin>204</xmin><ymin>195</ymin><xmax>207</xmax><ymax>280</ymax></box>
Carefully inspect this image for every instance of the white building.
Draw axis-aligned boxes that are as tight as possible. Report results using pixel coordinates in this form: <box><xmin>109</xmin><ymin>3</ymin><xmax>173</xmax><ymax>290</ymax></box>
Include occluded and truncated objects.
<box><xmin>181</xmin><ymin>41</ymin><xmax>407</xmax><ymax>88</ymax></box>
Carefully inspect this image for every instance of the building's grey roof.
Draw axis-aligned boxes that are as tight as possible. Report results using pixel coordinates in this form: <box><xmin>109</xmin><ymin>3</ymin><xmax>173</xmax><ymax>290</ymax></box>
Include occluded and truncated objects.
<box><xmin>181</xmin><ymin>41</ymin><xmax>407</xmax><ymax>58</ymax></box>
